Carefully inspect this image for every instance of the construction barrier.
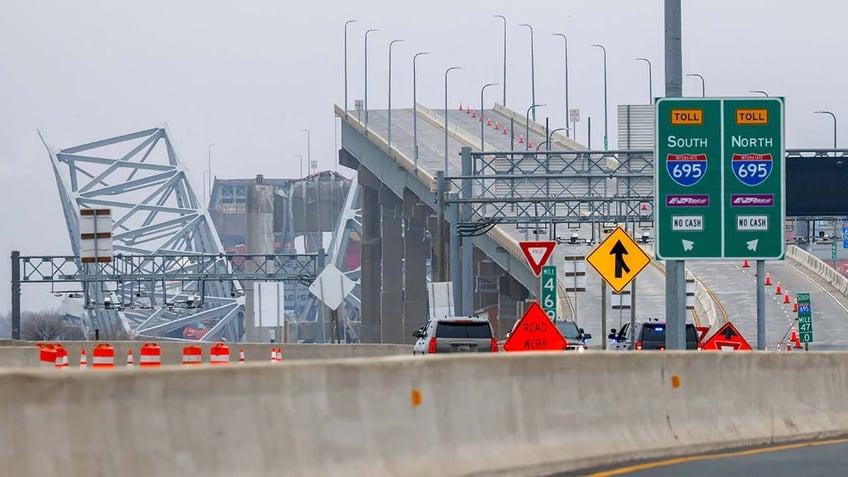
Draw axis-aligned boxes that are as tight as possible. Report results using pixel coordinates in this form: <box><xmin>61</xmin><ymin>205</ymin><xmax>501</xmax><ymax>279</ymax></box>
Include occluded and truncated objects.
<box><xmin>38</xmin><ymin>344</ymin><xmax>57</xmax><ymax>368</ymax></box>
<box><xmin>181</xmin><ymin>345</ymin><xmax>202</xmax><ymax>366</ymax></box>
<box><xmin>91</xmin><ymin>343</ymin><xmax>115</xmax><ymax>369</ymax></box>
<box><xmin>139</xmin><ymin>343</ymin><xmax>161</xmax><ymax>367</ymax></box>
<box><xmin>209</xmin><ymin>343</ymin><xmax>230</xmax><ymax>365</ymax></box>
<box><xmin>54</xmin><ymin>344</ymin><xmax>69</xmax><ymax>369</ymax></box>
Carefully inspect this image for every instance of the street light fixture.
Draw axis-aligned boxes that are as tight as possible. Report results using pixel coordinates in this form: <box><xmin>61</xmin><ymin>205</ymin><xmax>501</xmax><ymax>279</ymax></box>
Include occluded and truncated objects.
<box><xmin>634</xmin><ymin>57</ymin><xmax>653</xmax><ymax>104</ymax></box>
<box><xmin>553</xmin><ymin>33</ymin><xmax>570</xmax><ymax>138</ymax></box>
<box><xmin>525</xmin><ymin>103</ymin><xmax>546</xmax><ymax>150</ymax></box>
<box><xmin>686</xmin><ymin>73</ymin><xmax>705</xmax><ymax>97</ymax></box>
<box><xmin>480</xmin><ymin>82</ymin><xmax>499</xmax><ymax>151</ymax></box>
<box><xmin>302</xmin><ymin>129</ymin><xmax>311</xmax><ymax>174</ymax></box>
<box><xmin>548</xmin><ymin>127</ymin><xmax>568</xmax><ymax>145</ymax></box>
<box><xmin>295</xmin><ymin>154</ymin><xmax>304</xmax><ymax>178</ymax></box>
<box><xmin>343</xmin><ymin>20</ymin><xmax>358</xmax><ymax>118</ymax></box>
<box><xmin>444</xmin><ymin>66</ymin><xmax>462</xmax><ymax>173</ymax></box>
<box><xmin>590</xmin><ymin>44</ymin><xmax>609</xmax><ymax>149</ymax></box>
<box><xmin>750</xmin><ymin>90</ymin><xmax>769</xmax><ymax>97</ymax></box>
<box><xmin>412</xmin><ymin>52</ymin><xmax>430</xmax><ymax>171</ymax></box>
<box><xmin>387</xmin><ymin>39</ymin><xmax>404</xmax><ymax>151</ymax></box>
<box><xmin>494</xmin><ymin>15</ymin><xmax>507</xmax><ymax>106</ymax></box>
<box><xmin>519</xmin><ymin>23</ymin><xmax>536</xmax><ymax>120</ymax></box>
<box><xmin>814</xmin><ymin>110</ymin><xmax>838</xmax><ymax>149</ymax></box>
<box><xmin>364</xmin><ymin>28</ymin><xmax>379</xmax><ymax>129</ymax></box>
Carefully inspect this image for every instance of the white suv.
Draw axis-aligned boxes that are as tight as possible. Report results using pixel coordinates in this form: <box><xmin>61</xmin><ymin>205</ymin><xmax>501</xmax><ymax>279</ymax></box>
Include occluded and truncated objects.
<box><xmin>412</xmin><ymin>316</ymin><xmax>497</xmax><ymax>355</ymax></box>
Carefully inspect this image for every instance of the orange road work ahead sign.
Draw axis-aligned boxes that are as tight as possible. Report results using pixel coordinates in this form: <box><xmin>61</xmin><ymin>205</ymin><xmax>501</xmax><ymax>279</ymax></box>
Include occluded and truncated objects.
<box><xmin>503</xmin><ymin>302</ymin><xmax>567</xmax><ymax>352</ymax></box>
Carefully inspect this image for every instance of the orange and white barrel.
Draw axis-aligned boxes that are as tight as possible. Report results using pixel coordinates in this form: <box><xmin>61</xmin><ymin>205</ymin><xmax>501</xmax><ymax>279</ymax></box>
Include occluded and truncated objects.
<box><xmin>182</xmin><ymin>345</ymin><xmax>202</xmax><ymax>365</ymax></box>
<box><xmin>209</xmin><ymin>342</ymin><xmax>230</xmax><ymax>365</ymax></box>
<box><xmin>139</xmin><ymin>342</ymin><xmax>161</xmax><ymax>367</ymax></box>
<box><xmin>92</xmin><ymin>343</ymin><xmax>115</xmax><ymax>369</ymax></box>
<box><xmin>54</xmin><ymin>344</ymin><xmax>69</xmax><ymax>369</ymax></box>
<box><xmin>39</xmin><ymin>344</ymin><xmax>57</xmax><ymax>368</ymax></box>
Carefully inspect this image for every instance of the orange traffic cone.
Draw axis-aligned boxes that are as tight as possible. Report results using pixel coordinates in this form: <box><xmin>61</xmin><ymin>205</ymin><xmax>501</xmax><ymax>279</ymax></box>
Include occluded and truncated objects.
<box><xmin>270</xmin><ymin>347</ymin><xmax>277</xmax><ymax>363</ymax></box>
<box><xmin>79</xmin><ymin>349</ymin><xmax>88</xmax><ymax>369</ymax></box>
<box><xmin>239</xmin><ymin>347</ymin><xmax>245</xmax><ymax>364</ymax></box>
<box><xmin>471</xmin><ymin>111</ymin><xmax>477</xmax><ymax>119</ymax></box>
<box><xmin>494</xmin><ymin>122</ymin><xmax>500</xmax><ymax>130</ymax></box>
<box><xmin>126</xmin><ymin>349</ymin><xmax>134</xmax><ymax>368</ymax></box>
<box><xmin>775</xmin><ymin>282</ymin><xmax>782</xmax><ymax>295</ymax></box>
<box><xmin>765</xmin><ymin>273</ymin><xmax>772</xmax><ymax>286</ymax></box>
<box><xmin>528</xmin><ymin>140</ymin><xmax>533</xmax><ymax>148</ymax></box>
<box><xmin>459</xmin><ymin>103</ymin><xmax>463</xmax><ymax>111</ymax></box>
<box><xmin>793</xmin><ymin>299</ymin><xmax>798</xmax><ymax>312</ymax></box>
<box><xmin>466</xmin><ymin>107</ymin><xmax>471</xmax><ymax>115</ymax></box>
<box><xmin>641</xmin><ymin>203</ymin><xmax>648</xmax><ymax>211</ymax></box>
<box><xmin>486</xmin><ymin>118</ymin><xmax>492</xmax><ymax>127</ymax></box>
<box><xmin>790</xmin><ymin>326</ymin><xmax>802</xmax><ymax>348</ymax></box>
<box><xmin>518</xmin><ymin>135</ymin><xmax>524</xmax><ymax>144</ymax></box>
<box><xmin>784</xmin><ymin>291</ymin><xmax>790</xmax><ymax>304</ymax></box>
<box><xmin>743</xmin><ymin>259</ymin><xmax>750</xmax><ymax>268</ymax></box>
<box><xmin>502</xmin><ymin>127</ymin><xmax>508</xmax><ymax>135</ymax></box>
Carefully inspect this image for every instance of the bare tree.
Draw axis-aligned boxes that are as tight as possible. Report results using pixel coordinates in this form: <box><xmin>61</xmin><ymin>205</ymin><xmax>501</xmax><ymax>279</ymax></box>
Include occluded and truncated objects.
<box><xmin>21</xmin><ymin>310</ymin><xmax>67</xmax><ymax>341</ymax></box>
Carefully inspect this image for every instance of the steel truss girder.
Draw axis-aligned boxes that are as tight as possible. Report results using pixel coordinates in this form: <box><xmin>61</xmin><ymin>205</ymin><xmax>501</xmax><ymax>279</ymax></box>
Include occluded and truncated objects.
<box><xmin>445</xmin><ymin>149</ymin><xmax>655</xmax><ymax>226</ymax></box>
<box><xmin>18</xmin><ymin>254</ymin><xmax>321</xmax><ymax>283</ymax></box>
<box><xmin>41</xmin><ymin>126</ymin><xmax>246</xmax><ymax>341</ymax></box>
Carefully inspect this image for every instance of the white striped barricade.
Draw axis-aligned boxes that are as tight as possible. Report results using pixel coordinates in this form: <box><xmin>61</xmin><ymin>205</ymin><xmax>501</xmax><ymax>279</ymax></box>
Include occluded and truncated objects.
<box><xmin>209</xmin><ymin>342</ymin><xmax>230</xmax><ymax>365</ymax></box>
<box><xmin>54</xmin><ymin>344</ymin><xmax>69</xmax><ymax>369</ymax></box>
<box><xmin>139</xmin><ymin>342</ymin><xmax>161</xmax><ymax>368</ymax></box>
<box><xmin>92</xmin><ymin>343</ymin><xmax>115</xmax><ymax>369</ymax></box>
<box><xmin>182</xmin><ymin>345</ymin><xmax>202</xmax><ymax>366</ymax></box>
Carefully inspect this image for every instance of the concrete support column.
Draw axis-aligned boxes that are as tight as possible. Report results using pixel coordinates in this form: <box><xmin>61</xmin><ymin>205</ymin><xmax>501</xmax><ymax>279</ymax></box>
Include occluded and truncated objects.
<box><xmin>245</xmin><ymin>175</ymin><xmax>275</xmax><ymax>342</ymax></box>
<box><xmin>359</xmin><ymin>177</ymin><xmax>382</xmax><ymax>343</ymax></box>
<box><xmin>380</xmin><ymin>187</ymin><xmax>404</xmax><ymax>343</ymax></box>
<box><xmin>403</xmin><ymin>190</ymin><xmax>430</xmax><ymax>343</ymax></box>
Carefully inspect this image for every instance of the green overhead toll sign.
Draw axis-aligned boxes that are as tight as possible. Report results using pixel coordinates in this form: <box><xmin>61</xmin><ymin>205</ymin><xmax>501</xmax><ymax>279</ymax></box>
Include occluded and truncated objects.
<box><xmin>655</xmin><ymin>98</ymin><xmax>785</xmax><ymax>260</ymax></box>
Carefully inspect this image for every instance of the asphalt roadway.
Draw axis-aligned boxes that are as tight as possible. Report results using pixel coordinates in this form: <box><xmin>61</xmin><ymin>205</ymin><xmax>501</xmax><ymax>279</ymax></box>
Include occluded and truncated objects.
<box><xmin>556</xmin><ymin>437</ymin><xmax>848</xmax><ymax>476</ymax></box>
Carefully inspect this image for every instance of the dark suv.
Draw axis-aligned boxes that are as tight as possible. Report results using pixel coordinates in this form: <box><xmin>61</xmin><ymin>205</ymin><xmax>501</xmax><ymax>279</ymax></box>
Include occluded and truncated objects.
<box><xmin>412</xmin><ymin>317</ymin><xmax>498</xmax><ymax>354</ymax></box>
<box><xmin>556</xmin><ymin>320</ymin><xmax>592</xmax><ymax>351</ymax></box>
<box><xmin>609</xmin><ymin>321</ymin><xmax>702</xmax><ymax>350</ymax></box>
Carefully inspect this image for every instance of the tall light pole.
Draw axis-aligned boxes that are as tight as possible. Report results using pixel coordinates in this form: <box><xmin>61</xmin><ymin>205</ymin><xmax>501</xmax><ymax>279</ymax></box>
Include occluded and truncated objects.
<box><xmin>412</xmin><ymin>51</ymin><xmax>430</xmax><ymax>171</ymax></box>
<box><xmin>302</xmin><ymin>128</ymin><xmax>311</xmax><ymax>174</ymax></box>
<box><xmin>686</xmin><ymin>73</ymin><xmax>705</xmax><ymax>97</ymax></box>
<box><xmin>750</xmin><ymin>90</ymin><xmax>769</xmax><ymax>97</ymax></box>
<box><xmin>553</xmin><ymin>33</ymin><xmax>570</xmax><ymax>138</ymax></box>
<box><xmin>480</xmin><ymin>82</ymin><xmax>499</xmax><ymax>151</ymax></box>
<box><xmin>387</xmin><ymin>39</ymin><xmax>404</xmax><ymax>151</ymax></box>
<box><xmin>204</xmin><ymin>143</ymin><xmax>215</xmax><ymax>206</ymax></box>
<box><xmin>494</xmin><ymin>15</ymin><xmax>507</xmax><ymax>106</ymax></box>
<box><xmin>815</xmin><ymin>110</ymin><xmax>838</xmax><ymax>148</ymax></box>
<box><xmin>295</xmin><ymin>154</ymin><xmax>304</xmax><ymax>178</ymax></box>
<box><xmin>343</xmin><ymin>20</ymin><xmax>358</xmax><ymax>118</ymax></box>
<box><xmin>364</xmin><ymin>28</ymin><xmax>379</xmax><ymax>129</ymax></box>
<box><xmin>519</xmin><ymin>23</ymin><xmax>536</xmax><ymax>120</ymax></box>
<box><xmin>525</xmin><ymin>103</ymin><xmax>546</xmax><ymax>150</ymax></box>
<box><xmin>634</xmin><ymin>57</ymin><xmax>653</xmax><ymax>104</ymax></box>
<box><xmin>590</xmin><ymin>44</ymin><xmax>609</xmax><ymax>150</ymax></box>
<box><xmin>444</xmin><ymin>66</ymin><xmax>462</xmax><ymax>173</ymax></box>
<box><xmin>548</xmin><ymin>127</ymin><xmax>568</xmax><ymax>144</ymax></box>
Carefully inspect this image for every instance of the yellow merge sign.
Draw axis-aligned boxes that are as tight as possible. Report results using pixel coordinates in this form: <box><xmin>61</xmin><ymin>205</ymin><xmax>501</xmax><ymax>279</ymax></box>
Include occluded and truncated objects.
<box><xmin>586</xmin><ymin>227</ymin><xmax>651</xmax><ymax>293</ymax></box>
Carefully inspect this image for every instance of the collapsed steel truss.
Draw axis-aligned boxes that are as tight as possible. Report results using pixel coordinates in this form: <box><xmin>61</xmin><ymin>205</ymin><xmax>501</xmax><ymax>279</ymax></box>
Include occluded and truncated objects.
<box><xmin>444</xmin><ymin>148</ymin><xmax>654</xmax><ymax>232</ymax></box>
<box><xmin>39</xmin><ymin>126</ymin><xmax>245</xmax><ymax>340</ymax></box>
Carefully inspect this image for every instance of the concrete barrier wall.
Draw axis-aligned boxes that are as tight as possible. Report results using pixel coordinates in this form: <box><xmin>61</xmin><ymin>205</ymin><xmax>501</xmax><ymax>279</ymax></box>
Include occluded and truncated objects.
<box><xmin>0</xmin><ymin>342</ymin><xmax>411</xmax><ymax>367</ymax></box>
<box><xmin>786</xmin><ymin>244</ymin><xmax>848</xmax><ymax>295</ymax></box>
<box><xmin>3</xmin><ymin>352</ymin><xmax>847</xmax><ymax>476</ymax></box>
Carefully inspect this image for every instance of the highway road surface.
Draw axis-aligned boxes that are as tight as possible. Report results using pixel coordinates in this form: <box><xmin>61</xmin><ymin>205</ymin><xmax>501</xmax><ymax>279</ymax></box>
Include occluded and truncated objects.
<box><xmin>560</xmin><ymin>437</ymin><xmax>848</xmax><ymax>476</ymax></box>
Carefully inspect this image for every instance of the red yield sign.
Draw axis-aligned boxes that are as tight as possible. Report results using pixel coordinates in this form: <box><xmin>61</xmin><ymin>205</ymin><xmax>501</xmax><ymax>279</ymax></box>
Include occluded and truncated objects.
<box><xmin>503</xmin><ymin>302</ymin><xmax>568</xmax><ymax>352</ymax></box>
<box><xmin>519</xmin><ymin>241</ymin><xmax>556</xmax><ymax>276</ymax></box>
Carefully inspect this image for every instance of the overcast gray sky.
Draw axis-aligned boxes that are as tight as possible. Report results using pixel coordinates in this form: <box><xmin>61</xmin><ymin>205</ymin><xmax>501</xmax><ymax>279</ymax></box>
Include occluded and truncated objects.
<box><xmin>0</xmin><ymin>0</ymin><xmax>843</xmax><ymax>310</ymax></box>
